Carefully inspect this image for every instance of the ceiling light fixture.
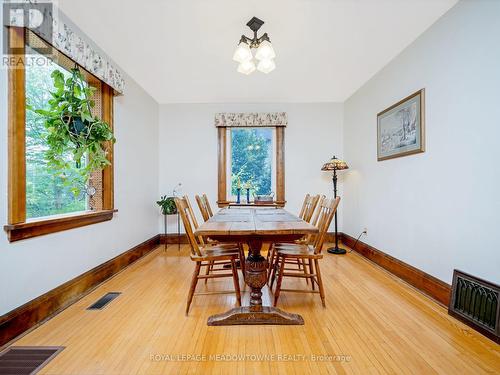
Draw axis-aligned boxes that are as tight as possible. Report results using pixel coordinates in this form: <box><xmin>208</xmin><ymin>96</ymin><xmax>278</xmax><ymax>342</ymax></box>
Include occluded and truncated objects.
<box><xmin>233</xmin><ymin>17</ymin><xmax>275</xmax><ymax>75</ymax></box>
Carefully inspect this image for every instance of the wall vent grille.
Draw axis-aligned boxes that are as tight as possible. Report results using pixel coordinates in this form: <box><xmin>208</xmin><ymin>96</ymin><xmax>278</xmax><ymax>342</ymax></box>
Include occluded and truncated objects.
<box><xmin>449</xmin><ymin>270</ymin><xmax>499</xmax><ymax>343</ymax></box>
<box><xmin>0</xmin><ymin>346</ymin><xmax>64</xmax><ymax>375</ymax></box>
<box><xmin>87</xmin><ymin>292</ymin><xmax>121</xmax><ymax>310</ymax></box>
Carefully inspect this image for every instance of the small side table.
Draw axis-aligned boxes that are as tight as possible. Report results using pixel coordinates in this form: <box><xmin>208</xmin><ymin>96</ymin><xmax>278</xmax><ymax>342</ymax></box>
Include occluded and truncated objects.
<box><xmin>163</xmin><ymin>212</ymin><xmax>181</xmax><ymax>251</ymax></box>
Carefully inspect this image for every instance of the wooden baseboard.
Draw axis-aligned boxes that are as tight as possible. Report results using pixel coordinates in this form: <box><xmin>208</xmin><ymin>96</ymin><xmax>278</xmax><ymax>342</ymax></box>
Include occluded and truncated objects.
<box><xmin>0</xmin><ymin>234</ymin><xmax>161</xmax><ymax>348</ymax></box>
<box><xmin>160</xmin><ymin>233</ymin><xmax>189</xmax><ymax>244</ymax></box>
<box><xmin>341</xmin><ymin>233</ymin><xmax>451</xmax><ymax>306</ymax></box>
<box><xmin>324</xmin><ymin>232</ymin><xmax>341</xmax><ymax>243</ymax></box>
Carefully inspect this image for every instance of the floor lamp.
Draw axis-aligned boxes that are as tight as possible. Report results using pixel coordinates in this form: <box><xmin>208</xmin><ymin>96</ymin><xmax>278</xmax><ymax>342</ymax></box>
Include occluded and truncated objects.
<box><xmin>321</xmin><ymin>156</ymin><xmax>349</xmax><ymax>255</ymax></box>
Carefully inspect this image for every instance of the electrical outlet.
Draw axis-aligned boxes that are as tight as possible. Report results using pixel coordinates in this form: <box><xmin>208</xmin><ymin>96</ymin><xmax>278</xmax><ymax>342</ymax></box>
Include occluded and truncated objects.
<box><xmin>363</xmin><ymin>227</ymin><xmax>368</xmax><ymax>235</ymax></box>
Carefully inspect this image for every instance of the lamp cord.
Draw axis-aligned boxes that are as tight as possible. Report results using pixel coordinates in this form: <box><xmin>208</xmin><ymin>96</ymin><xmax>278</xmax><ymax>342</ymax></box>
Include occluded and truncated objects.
<box><xmin>349</xmin><ymin>231</ymin><xmax>366</xmax><ymax>253</ymax></box>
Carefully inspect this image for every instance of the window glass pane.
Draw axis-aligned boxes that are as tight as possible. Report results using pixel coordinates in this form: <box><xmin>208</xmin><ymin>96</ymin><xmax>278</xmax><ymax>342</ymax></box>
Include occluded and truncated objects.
<box><xmin>25</xmin><ymin>47</ymin><xmax>88</xmax><ymax>219</ymax></box>
<box><xmin>230</xmin><ymin>128</ymin><xmax>273</xmax><ymax>196</ymax></box>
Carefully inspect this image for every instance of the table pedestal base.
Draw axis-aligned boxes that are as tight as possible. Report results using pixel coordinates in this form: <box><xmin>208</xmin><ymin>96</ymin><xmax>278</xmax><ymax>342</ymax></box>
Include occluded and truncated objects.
<box><xmin>206</xmin><ymin>236</ymin><xmax>305</xmax><ymax>326</ymax></box>
<box><xmin>207</xmin><ymin>306</ymin><xmax>304</xmax><ymax>326</ymax></box>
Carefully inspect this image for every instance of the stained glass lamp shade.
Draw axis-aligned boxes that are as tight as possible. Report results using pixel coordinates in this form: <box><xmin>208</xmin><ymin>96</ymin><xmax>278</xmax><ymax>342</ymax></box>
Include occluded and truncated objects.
<box><xmin>321</xmin><ymin>156</ymin><xmax>349</xmax><ymax>171</ymax></box>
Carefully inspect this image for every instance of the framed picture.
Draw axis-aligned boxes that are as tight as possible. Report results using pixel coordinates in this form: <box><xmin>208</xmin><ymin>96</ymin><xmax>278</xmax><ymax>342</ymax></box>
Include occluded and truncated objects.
<box><xmin>377</xmin><ymin>89</ymin><xmax>425</xmax><ymax>161</ymax></box>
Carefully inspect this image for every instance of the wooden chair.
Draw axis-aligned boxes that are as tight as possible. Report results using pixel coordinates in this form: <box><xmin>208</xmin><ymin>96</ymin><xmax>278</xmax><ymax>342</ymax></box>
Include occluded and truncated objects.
<box><xmin>267</xmin><ymin>194</ymin><xmax>322</xmax><ymax>281</ymax></box>
<box><xmin>299</xmin><ymin>194</ymin><xmax>320</xmax><ymax>223</ymax></box>
<box><xmin>192</xmin><ymin>194</ymin><xmax>246</xmax><ymax>276</ymax></box>
<box><xmin>184</xmin><ymin>195</ymin><xmax>205</xmax><ymax>245</ymax></box>
<box><xmin>175</xmin><ymin>196</ymin><xmax>242</xmax><ymax>315</ymax></box>
<box><xmin>298</xmin><ymin>194</ymin><xmax>310</xmax><ymax>220</ymax></box>
<box><xmin>269</xmin><ymin>197</ymin><xmax>341</xmax><ymax>307</ymax></box>
<box><xmin>195</xmin><ymin>194</ymin><xmax>210</xmax><ymax>222</ymax></box>
<box><xmin>195</xmin><ymin>194</ymin><xmax>214</xmax><ymax>222</ymax></box>
<box><xmin>301</xmin><ymin>194</ymin><xmax>326</xmax><ymax>244</ymax></box>
<box><xmin>203</xmin><ymin>194</ymin><xmax>214</xmax><ymax>218</ymax></box>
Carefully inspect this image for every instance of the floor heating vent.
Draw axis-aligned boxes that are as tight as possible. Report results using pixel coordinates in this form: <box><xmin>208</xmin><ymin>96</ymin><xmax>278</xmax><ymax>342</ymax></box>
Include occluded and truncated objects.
<box><xmin>449</xmin><ymin>270</ymin><xmax>499</xmax><ymax>343</ymax></box>
<box><xmin>87</xmin><ymin>292</ymin><xmax>121</xmax><ymax>310</ymax></box>
<box><xmin>0</xmin><ymin>346</ymin><xmax>64</xmax><ymax>375</ymax></box>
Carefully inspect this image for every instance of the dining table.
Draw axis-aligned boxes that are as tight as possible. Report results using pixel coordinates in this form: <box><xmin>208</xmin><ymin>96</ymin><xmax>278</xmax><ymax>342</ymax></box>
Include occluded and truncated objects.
<box><xmin>194</xmin><ymin>206</ymin><xmax>318</xmax><ymax>325</ymax></box>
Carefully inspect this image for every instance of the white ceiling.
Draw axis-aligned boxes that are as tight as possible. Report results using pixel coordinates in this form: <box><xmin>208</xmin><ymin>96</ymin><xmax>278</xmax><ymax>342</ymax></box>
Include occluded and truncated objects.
<box><xmin>58</xmin><ymin>0</ymin><xmax>457</xmax><ymax>104</ymax></box>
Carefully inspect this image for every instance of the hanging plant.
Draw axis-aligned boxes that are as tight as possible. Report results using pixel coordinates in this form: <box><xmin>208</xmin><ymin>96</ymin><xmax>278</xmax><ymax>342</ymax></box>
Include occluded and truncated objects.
<box><xmin>156</xmin><ymin>195</ymin><xmax>177</xmax><ymax>215</ymax></box>
<box><xmin>29</xmin><ymin>66</ymin><xmax>116</xmax><ymax>195</ymax></box>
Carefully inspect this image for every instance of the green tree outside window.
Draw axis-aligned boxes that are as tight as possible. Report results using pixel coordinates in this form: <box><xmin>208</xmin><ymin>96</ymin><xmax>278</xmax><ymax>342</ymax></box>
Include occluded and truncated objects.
<box><xmin>230</xmin><ymin>128</ymin><xmax>273</xmax><ymax>196</ymax></box>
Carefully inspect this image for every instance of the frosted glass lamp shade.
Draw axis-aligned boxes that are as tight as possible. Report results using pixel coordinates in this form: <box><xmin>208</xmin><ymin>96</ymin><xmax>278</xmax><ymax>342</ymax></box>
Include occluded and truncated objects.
<box><xmin>255</xmin><ymin>40</ymin><xmax>276</xmax><ymax>61</ymax></box>
<box><xmin>233</xmin><ymin>42</ymin><xmax>252</xmax><ymax>63</ymax></box>
<box><xmin>237</xmin><ymin>60</ymin><xmax>256</xmax><ymax>75</ymax></box>
<box><xmin>257</xmin><ymin>58</ymin><xmax>276</xmax><ymax>74</ymax></box>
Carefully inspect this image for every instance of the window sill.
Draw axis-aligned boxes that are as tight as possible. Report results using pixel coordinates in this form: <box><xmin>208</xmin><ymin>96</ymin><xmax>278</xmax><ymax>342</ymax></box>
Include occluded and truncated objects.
<box><xmin>3</xmin><ymin>209</ymin><xmax>118</xmax><ymax>242</ymax></box>
<box><xmin>217</xmin><ymin>200</ymin><xmax>286</xmax><ymax>208</ymax></box>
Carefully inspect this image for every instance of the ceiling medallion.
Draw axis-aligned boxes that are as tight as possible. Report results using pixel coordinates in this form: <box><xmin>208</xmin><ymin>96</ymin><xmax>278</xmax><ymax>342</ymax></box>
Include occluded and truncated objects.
<box><xmin>233</xmin><ymin>17</ymin><xmax>276</xmax><ymax>75</ymax></box>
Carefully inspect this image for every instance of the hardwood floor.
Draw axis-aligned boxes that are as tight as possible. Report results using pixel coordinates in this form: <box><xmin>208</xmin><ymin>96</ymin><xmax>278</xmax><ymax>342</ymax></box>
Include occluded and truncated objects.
<box><xmin>11</xmin><ymin>244</ymin><xmax>500</xmax><ymax>374</ymax></box>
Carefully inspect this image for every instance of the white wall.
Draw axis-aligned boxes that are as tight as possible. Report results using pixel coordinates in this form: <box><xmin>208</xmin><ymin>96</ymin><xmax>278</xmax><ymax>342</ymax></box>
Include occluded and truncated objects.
<box><xmin>158</xmin><ymin>103</ymin><xmax>343</xmax><ymax>231</ymax></box>
<box><xmin>0</xmin><ymin>23</ymin><xmax>160</xmax><ymax>313</ymax></box>
<box><xmin>343</xmin><ymin>0</ymin><xmax>500</xmax><ymax>284</ymax></box>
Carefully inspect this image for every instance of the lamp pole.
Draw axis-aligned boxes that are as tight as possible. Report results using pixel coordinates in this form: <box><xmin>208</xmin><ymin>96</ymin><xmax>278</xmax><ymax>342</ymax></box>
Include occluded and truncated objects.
<box><xmin>322</xmin><ymin>156</ymin><xmax>348</xmax><ymax>255</ymax></box>
<box><xmin>327</xmin><ymin>168</ymin><xmax>345</xmax><ymax>254</ymax></box>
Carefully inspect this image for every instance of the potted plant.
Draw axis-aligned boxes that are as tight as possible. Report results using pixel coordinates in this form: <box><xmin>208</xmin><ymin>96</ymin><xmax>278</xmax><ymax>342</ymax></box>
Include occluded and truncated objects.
<box><xmin>157</xmin><ymin>195</ymin><xmax>178</xmax><ymax>250</ymax></box>
<box><xmin>156</xmin><ymin>195</ymin><xmax>177</xmax><ymax>215</ymax></box>
<box><xmin>29</xmin><ymin>66</ymin><xmax>115</xmax><ymax>195</ymax></box>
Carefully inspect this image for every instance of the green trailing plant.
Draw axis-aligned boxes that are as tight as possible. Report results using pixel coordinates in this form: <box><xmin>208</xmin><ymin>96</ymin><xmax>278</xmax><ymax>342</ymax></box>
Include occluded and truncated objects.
<box><xmin>29</xmin><ymin>67</ymin><xmax>115</xmax><ymax>195</ymax></box>
<box><xmin>156</xmin><ymin>195</ymin><xmax>177</xmax><ymax>215</ymax></box>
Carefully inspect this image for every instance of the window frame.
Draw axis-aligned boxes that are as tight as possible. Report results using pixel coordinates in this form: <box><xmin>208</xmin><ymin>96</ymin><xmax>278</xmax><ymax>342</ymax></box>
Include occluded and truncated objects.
<box><xmin>217</xmin><ymin>125</ymin><xmax>285</xmax><ymax>207</ymax></box>
<box><xmin>4</xmin><ymin>27</ymin><xmax>116</xmax><ymax>242</ymax></box>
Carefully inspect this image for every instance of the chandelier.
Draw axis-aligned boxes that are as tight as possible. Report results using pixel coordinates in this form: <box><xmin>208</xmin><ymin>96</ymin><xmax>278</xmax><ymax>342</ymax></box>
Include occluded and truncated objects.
<box><xmin>232</xmin><ymin>17</ymin><xmax>276</xmax><ymax>75</ymax></box>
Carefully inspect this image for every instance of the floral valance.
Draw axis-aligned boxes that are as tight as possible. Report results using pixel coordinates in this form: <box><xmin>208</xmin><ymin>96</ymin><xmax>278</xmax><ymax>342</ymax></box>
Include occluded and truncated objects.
<box><xmin>215</xmin><ymin>112</ymin><xmax>287</xmax><ymax>127</ymax></box>
<box><xmin>5</xmin><ymin>0</ymin><xmax>125</xmax><ymax>94</ymax></box>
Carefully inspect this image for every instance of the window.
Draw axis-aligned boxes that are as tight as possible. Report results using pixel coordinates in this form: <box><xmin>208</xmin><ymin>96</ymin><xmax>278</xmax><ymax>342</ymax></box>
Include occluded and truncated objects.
<box><xmin>4</xmin><ymin>27</ymin><xmax>115</xmax><ymax>242</ymax></box>
<box><xmin>216</xmin><ymin>116</ymin><xmax>286</xmax><ymax>207</ymax></box>
<box><xmin>228</xmin><ymin>128</ymin><xmax>275</xmax><ymax>198</ymax></box>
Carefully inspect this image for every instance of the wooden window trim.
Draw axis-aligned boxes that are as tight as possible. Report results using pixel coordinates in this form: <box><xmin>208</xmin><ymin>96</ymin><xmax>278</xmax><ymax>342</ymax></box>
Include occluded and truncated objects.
<box><xmin>217</xmin><ymin>126</ymin><xmax>286</xmax><ymax>207</ymax></box>
<box><xmin>8</xmin><ymin>27</ymin><xmax>26</xmax><ymax>225</ymax></box>
<box><xmin>4</xmin><ymin>27</ymin><xmax>116</xmax><ymax>242</ymax></box>
<box><xmin>4</xmin><ymin>210</ymin><xmax>118</xmax><ymax>242</ymax></box>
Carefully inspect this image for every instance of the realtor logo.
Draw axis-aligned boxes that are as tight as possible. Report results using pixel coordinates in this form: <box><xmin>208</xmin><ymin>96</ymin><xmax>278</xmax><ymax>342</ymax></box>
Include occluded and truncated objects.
<box><xmin>3</xmin><ymin>1</ymin><xmax>54</xmax><ymax>55</ymax></box>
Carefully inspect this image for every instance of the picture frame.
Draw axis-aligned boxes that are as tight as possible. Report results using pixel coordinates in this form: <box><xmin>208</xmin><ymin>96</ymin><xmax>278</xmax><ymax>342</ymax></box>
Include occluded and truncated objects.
<box><xmin>377</xmin><ymin>89</ymin><xmax>425</xmax><ymax>161</ymax></box>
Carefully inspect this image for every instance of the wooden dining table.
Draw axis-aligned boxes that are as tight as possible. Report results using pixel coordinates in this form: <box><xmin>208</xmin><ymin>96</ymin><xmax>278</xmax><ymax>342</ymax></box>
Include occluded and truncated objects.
<box><xmin>194</xmin><ymin>207</ymin><xmax>318</xmax><ymax>326</ymax></box>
